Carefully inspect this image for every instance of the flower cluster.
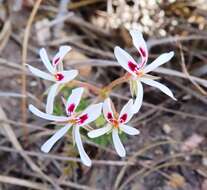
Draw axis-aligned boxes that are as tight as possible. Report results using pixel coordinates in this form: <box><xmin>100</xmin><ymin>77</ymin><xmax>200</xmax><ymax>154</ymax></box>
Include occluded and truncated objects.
<box><xmin>28</xmin><ymin>30</ymin><xmax>176</xmax><ymax>166</ymax></box>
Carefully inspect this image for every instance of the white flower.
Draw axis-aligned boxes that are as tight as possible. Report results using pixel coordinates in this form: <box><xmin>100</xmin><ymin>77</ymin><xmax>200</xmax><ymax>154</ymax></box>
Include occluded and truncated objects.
<box><xmin>114</xmin><ymin>30</ymin><xmax>176</xmax><ymax>113</ymax></box>
<box><xmin>29</xmin><ymin>87</ymin><xmax>103</xmax><ymax>167</ymax></box>
<box><xmin>88</xmin><ymin>98</ymin><xmax>140</xmax><ymax>157</ymax></box>
<box><xmin>27</xmin><ymin>46</ymin><xmax>78</xmax><ymax>114</ymax></box>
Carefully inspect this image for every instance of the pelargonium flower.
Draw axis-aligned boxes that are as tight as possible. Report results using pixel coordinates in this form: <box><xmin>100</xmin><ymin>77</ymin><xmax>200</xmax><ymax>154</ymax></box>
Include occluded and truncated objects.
<box><xmin>29</xmin><ymin>87</ymin><xmax>103</xmax><ymax>167</ymax></box>
<box><xmin>88</xmin><ymin>98</ymin><xmax>140</xmax><ymax>157</ymax></box>
<box><xmin>27</xmin><ymin>46</ymin><xmax>78</xmax><ymax>114</ymax></box>
<box><xmin>114</xmin><ymin>30</ymin><xmax>176</xmax><ymax>113</ymax></box>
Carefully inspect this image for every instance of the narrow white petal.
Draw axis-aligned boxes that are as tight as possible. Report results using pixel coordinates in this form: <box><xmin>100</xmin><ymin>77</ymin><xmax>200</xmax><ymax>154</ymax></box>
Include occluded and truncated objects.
<box><xmin>66</xmin><ymin>87</ymin><xmax>84</xmax><ymax>115</ymax></box>
<box><xmin>74</xmin><ymin>126</ymin><xmax>92</xmax><ymax>167</ymax></box>
<box><xmin>29</xmin><ymin>104</ymin><xmax>68</xmax><ymax>121</ymax></box>
<box><xmin>129</xmin><ymin>29</ymin><xmax>148</xmax><ymax>67</ymax></box>
<box><xmin>41</xmin><ymin>124</ymin><xmax>71</xmax><ymax>153</ymax></box>
<box><xmin>141</xmin><ymin>78</ymin><xmax>176</xmax><ymax>100</ymax></box>
<box><xmin>52</xmin><ymin>46</ymin><xmax>72</xmax><ymax>66</ymax></box>
<box><xmin>103</xmin><ymin>98</ymin><xmax>114</xmax><ymax>122</ymax></box>
<box><xmin>76</xmin><ymin>103</ymin><xmax>103</xmax><ymax>126</ymax></box>
<box><xmin>46</xmin><ymin>83</ymin><xmax>59</xmax><ymax>114</ymax></box>
<box><xmin>112</xmin><ymin>129</ymin><xmax>126</xmax><ymax>157</ymax></box>
<box><xmin>88</xmin><ymin>124</ymin><xmax>112</xmax><ymax>138</ymax></box>
<box><xmin>27</xmin><ymin>65</ymin><xmax>54</xmax><ymax>81</ymax></box>
<box><xmin>114</xmin><ymin>46</ymin><xmax>137</xmax><ymax>77</ymax></box>
<box><xmin>57</xmin><ymin>70</ymin><xmax>78</xmax><ymax>84</ymax></box>
<box><xmin>120</xmin><ymin>124</ymin><xmax>140</xmax><ymax>135</ymax></box>
<box><xmin>39</xmin><ymin>48</ymin><xmax>55</xmax><ymax>74</ymax></box>
<box><xmin>132</xmin><ymin>81</ymin><xmax>143</xmax><ymax>113</ymax></box>
<box><xmin>119</xmin><ymin>99</ymin><xmax>134</xmax><ymax>124</ymax></box>
<box><xmin>143</xmin><ymin>52</ymin><xmax>174</xmax><ymax>74</ymax></box>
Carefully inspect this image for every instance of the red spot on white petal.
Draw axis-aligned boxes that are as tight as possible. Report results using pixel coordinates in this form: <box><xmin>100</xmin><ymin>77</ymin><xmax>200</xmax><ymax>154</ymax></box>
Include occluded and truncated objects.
<box><xmin>107</xmin><ymin>112</ymin><xmax>113</xmax><ymax>121</ymax></box>
<box><xmin>120</xmin><ymin>113</ymin><xmax>127</xmax><ymax>123</ymax></box>
<box><xmin>53</xmin><ymin>57</ymin><xmax>60</xmax><ymax>65</ymax></box>
<box><xmin>128</xmin><ymin>61</ymin><xmax>138</xmax><ymax>72</ymax></box>
<box><xmin>139</xmin><ymin>47</ymin><xmax>146</xmax><ymax>57</ymax></box>
<box><xmin>55</xmin><ymin>73</ymin><xmax>64</xmax><ymax>81</ymax></box>
<box><xmin>67</xmin><ymin>103</ymin><xmax>75</xmax><ymax>114</ymax></box>
<box><xmin>78</xmin><ymin>114</ymin><xmax>88</xmax><ymax>124</ymax></box>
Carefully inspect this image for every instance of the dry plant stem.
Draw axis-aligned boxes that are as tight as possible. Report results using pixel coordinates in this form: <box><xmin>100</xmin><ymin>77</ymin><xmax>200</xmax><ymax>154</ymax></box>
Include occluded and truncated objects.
<box><xmin>21</xmin><ymin>0</ymin><xmax>42</xmax><ymax>141</ymax></box>
<box><xmin>69</xmin><ymin>73</ymin><xmax>130</xmax><ymax>97</ymax></box>
<box><xmin>104</xmin><ymin>73</ymin><xmax>131</xmax><ymax>91</ymax></box>
<box><xmin>71</xmin><ymin>80</ymin><xmax>101</xmax><ymax>94</ymax></box>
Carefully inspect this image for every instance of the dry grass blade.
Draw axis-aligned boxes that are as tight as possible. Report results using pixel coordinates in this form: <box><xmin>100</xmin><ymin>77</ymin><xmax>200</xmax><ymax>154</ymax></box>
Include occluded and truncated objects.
<box><xmin>21</xmin><ymin>0</ymin><xmax>43</xmax><ymax>140</ymax></box>
<box><xmin>0</xmin><ymin>107</ymin><xmax>61</xmax><ymax>189</ymax></box>
<box><xmin>178</xmin><ymin>43</ymin><xmax>207</xmax><ymax>95</ymax></box>
<box><xmin>0</xmin><ymin>175</ymin><xmax>47</xmax><ymax>190</ymax></box>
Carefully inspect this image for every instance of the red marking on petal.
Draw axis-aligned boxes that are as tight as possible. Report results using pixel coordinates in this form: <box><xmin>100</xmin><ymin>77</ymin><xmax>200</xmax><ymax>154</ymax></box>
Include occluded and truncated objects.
<box><xmin>107</xmin><ymin>112</ymin><xmax>113</xmax><ymax>121</ymax></box>
<box><xmin>78</xmin><ymin>114</ymin><xmax>88</xmax><ymax>124</ymax></box>
<box><xmin>53</xmin><ymin>57</ymin><xmax>60</xmax><ymax>65</ymax></box>
<box><xmin>55</xmin><ymin>73</ymin><xmax>64</xmax><ymax>81</ymax></box>
<box><xmin>67</xmin><ymin>103</ymin><xmax>75</xmax><ymax>114</ymax></box>
<box><xmin>120</xmin><ymin>113</ymin><xmax>127</xmax><ymax>123</ymax></box>
<box><xmin>128</xmin><ymin>61</ymin><xmax>138</xmax><ymax>72</ymax></box>
<box><xmin>139</xmin><ymin>47</ymin><xmax>146</xmax><ymax>57</ymax></box>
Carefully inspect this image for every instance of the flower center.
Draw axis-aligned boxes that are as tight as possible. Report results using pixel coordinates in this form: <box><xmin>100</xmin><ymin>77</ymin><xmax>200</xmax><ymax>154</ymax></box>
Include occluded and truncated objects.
<box><xmin>136</xmin><ymin>70</ymin><xmax>144</xmax><ymax>78</ymax></box>
<box><xmin>68</xmin><ymin>114</ymin><xmax>88</xmax><ymax>125</ymax></box>
<box><xmin>112</xmin><ymin>119</ymin><xmax>119</xmax><ymax>128</ymax></box>
<box><xmin>55</xmin><ymin>73</ymin><xmax>64</xmax><ymax>81</ymax></box>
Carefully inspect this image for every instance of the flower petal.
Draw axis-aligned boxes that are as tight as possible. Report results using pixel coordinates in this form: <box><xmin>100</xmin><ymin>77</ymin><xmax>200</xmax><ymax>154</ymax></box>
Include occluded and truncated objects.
<box><xmin>66</xmin><ymin>87</ymin><xmax>84</xmax><ymax>115</ymax></box>
<box><xmin>119</xmin><ymin>99</ymin><xmax>134</xmax><ymax>124</ymax></box>
<box><xmin>143</xmin><ymin>51</ymin><xmax>174</xmax><ymax>74</ymax></box>
<box><xmin>52</xmin><ymin>46</ymin><xmax>72</xmax><ymax>66</ymax></box>
<box><xmin>41</xmin><ymin>124</ymin><xmax>72</xmax><ymax>153</ymax></box>
<box><xmin>114</xmin><ymin>46</ymin><xmax>137</xmax><ymax>77</ymax></box>
<box><xmin>57</xmin><ymin>70</ymin><xmax>78</xmax><ymax>84</ymax></box>
<box><xmin>74</xmin><ymin>126</ymin><xmax>92</xmax><ymax>167</ymax></box>
<box><xmin>46</xmin><ymin>83</ymin><xmax>59</xmax><ymax>114</ymax></box>
<box><xmin>76</xmin><ymin>103</ymin><xmax>103</xmax><ymax>126</ymax></box>
<box><xmin>129</xmin><ymin>29</ymin><xmax>148</xmax><ymax>68</ymax></box>
<box><xmin>39</xmin><ymin>48</ymin><xmax>55</xmax><ymax>74</ymax></box>
<box><xmin>103</xmin><ymin>98</ymin><xmax>114</xmax><ymax>123</ymax></box>
<box><xmin>132</xmin><ymin>80</ymin><xmax>143</xmax><ymax>113</ymax></box>
<box><xmin>27</xmin><ymin>65</ymin><xmax>54</xmax><ymax>81</ymax></box>
<box><xmin>88</xmin><ymin>124</ymin><xmax>112</xmax><ymax>138</ymax></box>
<box><xmin>29</xmin><ymin>104</ymin><xmax>68</xmax><ymax>121</ymax></box>
<box><xmin>120</xmin><ymin>124</ymin><xmax>140</xmax><ymax>135</ymax></box>
<box><xmin>141</xmin><ymin>77</ymin><xmax>176</xmax><ymax>100</ymax></box>
<box><xmin>112</xmin><ymin>128</ymin><xmax>126</xmax><ymax>157</ymax></box>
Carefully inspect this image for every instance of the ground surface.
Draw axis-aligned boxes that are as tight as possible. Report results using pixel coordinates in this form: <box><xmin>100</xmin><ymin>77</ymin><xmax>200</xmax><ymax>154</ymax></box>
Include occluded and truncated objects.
<box><xmin>0</xmin><ymin>1</ymin><xmax>206</xmax><ymax>190</ymax></box>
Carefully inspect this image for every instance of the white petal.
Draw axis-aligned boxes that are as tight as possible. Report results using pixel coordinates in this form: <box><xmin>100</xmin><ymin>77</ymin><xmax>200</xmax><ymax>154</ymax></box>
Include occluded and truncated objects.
<box><xmin>39</xmin><ymin>48</ymin><xmax>55</xmax><ymax>74</ymax></box>
<box><xmin>103</xmin><ymin>98</ymin><xmax>114</xmax><ymax>123</ymax></box>
<box><xmin>66</xmin><ymin>87</ymin><xmax>84</xmax><ymax>115</ymax></box>
<box><xmin>74</xmin><ymin>126</ymin><xmax>92</xmax><ymax>167</ymax></box>
<box><xmin>112</xmin><ymin>128</ymin><xmax>126</xmax><ymax>157</ymax></box>
<box><xmin>52</xmin><ymin>46</ymin><xmax>72</xmax><ymax>66</ymax></box>
<box><xmin>132</xmin><ymin>80</ymin><xmax>143</xmax><ymax>113</ymax></box>
<box><xmin>143</xmin><ymin>51</ymin><xmax>174</xmax><ymax>74</ymax></box>
<box><xmin>129</xmin><ymin>29</ymin><xmax>148</xmax><ymax>67</ymax></box>
<box><xmin>46</xmin><ymin>83</ymin><xmax>59</xmax><ymax>114</ymax></box>
<box><xmin>141</xmin><ymin>78</ymin><xmax>176</xmax><ymax>100</ymax></box>
<box><xmin>120</xmin><ymin>124</ymin><xmax>140</xmax><ymax>135</ymax></box>
<box><xmin>76</xmin><ymin>103</ymin><xmax>103</xmax><ymax>126</ymax></box>
<box><xmin>27</xmin><ymin>65</ymin><xmax>54</xmax><ymax>81</ymax></box>
<box><xmin>57</xmin><ymin>70</ymin><xmax>78</xmax><ymax>84</ymax></box>
<box><xmin>114</xmin><ymin>46</ymin><xmax>137</xmax><ymax>77</ymax></box>
<box><xmin>119</xmin><ymin>99</ymin><xmax>134</xmax><ymax>124</ymax></box>
<box><xmin>88</xmin><ymin>124</ymin><xmax>112</xmax><ymax>138</ymax></box>
<box><xmin>41</xmin><ymin>124</ymin><xmax>71</xmax><ymax>153</ymax></box>
<box><xmin>29</xmin><ymin>104</ymin><xmax>69</xmax><ymax>121</ymax></box>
